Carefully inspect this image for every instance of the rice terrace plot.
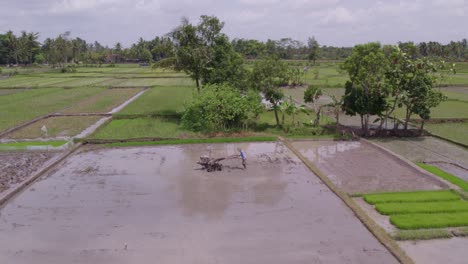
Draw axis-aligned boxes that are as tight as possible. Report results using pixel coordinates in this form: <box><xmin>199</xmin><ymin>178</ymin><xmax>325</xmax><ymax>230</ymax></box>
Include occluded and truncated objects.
<box><xmin>291</xmin><ymin>140</ymin><xmax>447</xmax><ymax>194</ymax></box>
<box><xmin>0</xmin><ymin>143</ymin><xmax>398</xmax><ymax>263</ymax></box>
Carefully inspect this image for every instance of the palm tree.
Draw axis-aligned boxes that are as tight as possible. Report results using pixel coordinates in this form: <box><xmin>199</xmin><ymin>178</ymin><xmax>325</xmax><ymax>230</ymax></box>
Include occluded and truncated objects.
<box><xmin>5</xmin><ymin>31</ymin><xmax>19</xmax><ymax>64</ymax></box>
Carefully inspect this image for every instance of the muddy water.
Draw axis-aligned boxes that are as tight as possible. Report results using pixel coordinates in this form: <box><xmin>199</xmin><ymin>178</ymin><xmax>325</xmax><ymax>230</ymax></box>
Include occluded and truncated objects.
<box><xmin>373</xmin><ymin>137</ymin><xmax>468</xmax><ymax>181</ymax></box>
<box><xmin>0</xmin><ymin>142</ymin><xmax>397</xmax><ymax>264</ymax></box>
<box><xmin>292</xmin><ymin>140</ymin><xmax>446</xmax><ymax>193</ymax></box>
<box><xmin>399</xmin><ymin>238</ymin><xmax>468</xmax><ymax>264</ymax></box>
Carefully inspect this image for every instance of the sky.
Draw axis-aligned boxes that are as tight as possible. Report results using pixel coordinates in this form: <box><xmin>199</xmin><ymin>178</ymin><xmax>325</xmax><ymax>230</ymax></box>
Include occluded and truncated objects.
<box><xmin>0</xmin><ymin>0</ymin><xmax>467</xmax><ymax>47</ymax></box>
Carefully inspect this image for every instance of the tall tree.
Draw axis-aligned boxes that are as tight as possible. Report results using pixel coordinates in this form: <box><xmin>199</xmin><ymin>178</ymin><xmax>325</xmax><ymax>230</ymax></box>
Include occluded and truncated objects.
<box><xmin>307</xmin><ymin>37</ymin><xmax>320</xmax><ymax>64</ymax></box>
<box><xmin>5</xmin><ymin>31</ymin><xmax>19</xmax><ymax>64</ymax></box>
<box><xmin>250</xmin><ymin>56</ymin><xmax>289</xmax><ymax>126</ymax></box>
<box><xmin>341</xmin><ymin>43</ymin><xmax>389</xmax><ymax>136</ymax></box>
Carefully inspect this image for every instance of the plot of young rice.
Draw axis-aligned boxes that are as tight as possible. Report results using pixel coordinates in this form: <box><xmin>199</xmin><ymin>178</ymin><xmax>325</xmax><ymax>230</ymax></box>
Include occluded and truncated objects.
<box><xmin>61</xmin><ymin>88</ymin><xmax>143</xmax><ymax>114</ymax></box>
<box><xmin>390</xmin><ymin>212</ymin><xmax>468</xmax><ymax>229</ymax></box>
<box><xmin>6</xmin><ymin>116</ymin><xmax>102</xmax><ymax>139</ymax></box>
<box><xmin>49</xmin><ymin>78</ymin><xmax>111</xmax><ymax>87</ymax></box>
<box><xmin>0</xmin><ymin>87</ymin><xmax>104</xmax><ymax>132</ymax></box>
<box><xmin>425</xmin><ymin>122</ymin><xmax>468</xmax><ymax>146</ymax></box>
<box><xmin>91</xmin><ymin>118</ymin><xmax>194</xmax><ymax>139</ymax></box>
<box><xmin>112</xmin><ymin>78</ymin><xmax>193</xmax><ymax>87</ymax></box>
<box><xmin>364</xmin><ymin>190</ymin><xmax>468</xmax><ymax>230</ymax></box>
<box><xmin>117</xmin><ymin>86</ymin><xmax>193</xmax><ymax>116</ymax></box>
<box><xmin>395</xmin><ymin>100</ymin><xmax>468</xmax><ymax>119</ymax></box>
<box><xmin>0</xmin><ymin>76</ymin><xmax>71</xmax><ymax>88</ymax></box>
<box><xmin>376</xmin><ymin>201</ymin><xmax>468</xmax><ymax>215</ymax></box>
<box><xmin>363</xmin><ymin>190</ymin><xmax>459</xmax><ymax>205</ymax></box>
<box><xmin>302</xmin><ymin>63</ymin><xmax>347</xmax><ymax>88</ymax></box>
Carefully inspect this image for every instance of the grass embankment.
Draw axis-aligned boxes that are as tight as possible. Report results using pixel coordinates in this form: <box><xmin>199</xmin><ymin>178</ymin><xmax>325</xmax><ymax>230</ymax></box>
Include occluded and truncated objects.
<box><xmin>0</xmin><ymin>87</ymin><xmax>103</xmax><ymax>132</ymax></box>
<box><xmin>0</xmin><ymin>140</ymin><xmax>67</xmax><ymax>150</ymax></box>
<box><xmin>392</xmin><ymin>229</ymin><xmax>452</xmax><ymax>241</ymax></box>
<box><xmin>417</xmin><ymin>163</ymin><xmax>468</xmax><ymax>191</ymax></box>
<box><xmin>364</xmin><ymin>190</ymin><xmax>468</xmax><ymax>232</ymax></box>
<box><xmin>104</xmin><ymin>136</ymin><xmax>278</xmax><ymax>147</ymax></box>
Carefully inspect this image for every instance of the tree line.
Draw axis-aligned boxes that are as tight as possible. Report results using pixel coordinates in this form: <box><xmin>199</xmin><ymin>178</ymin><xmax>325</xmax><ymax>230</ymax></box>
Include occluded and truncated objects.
<box><xmin>1</xmin><ymin>28</ymin><xmax>467</xmax><ymax>66</ymax></box>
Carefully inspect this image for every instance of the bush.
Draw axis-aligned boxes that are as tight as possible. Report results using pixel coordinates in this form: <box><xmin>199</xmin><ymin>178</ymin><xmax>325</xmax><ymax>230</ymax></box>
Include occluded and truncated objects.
<box><xmin>60</xmin><ymin>65</ymin><xmax>77</xmax><ymax>73</ymax></box>
<box><xmin>181</xmin><ymin>84</ymin><xmax>263</xmax><ymax>132</ymax></box>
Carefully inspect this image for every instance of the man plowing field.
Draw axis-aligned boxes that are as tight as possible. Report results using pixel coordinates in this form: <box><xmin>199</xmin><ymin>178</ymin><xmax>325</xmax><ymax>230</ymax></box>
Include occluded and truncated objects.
<box><xmin>197</xmin><ymin>148</ymin><xmax>247</xmax><ymax>172</ymax></box>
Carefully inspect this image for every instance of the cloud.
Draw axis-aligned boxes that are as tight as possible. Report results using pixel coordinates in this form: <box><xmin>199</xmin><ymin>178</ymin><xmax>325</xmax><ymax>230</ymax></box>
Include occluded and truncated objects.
<box><xmin>321</xmin><ymin>7</ymin><xmax>355</xmax><ymax>24</ymax></box>
<box><xmin>0</xmin><ymin>0</ymin><xmax>466</xmax><ymax>47</ymax></box>
<box><xmin>49</xmin><ymin>0</ymin><xmax>124</xmax><ymax>13</ymax></box>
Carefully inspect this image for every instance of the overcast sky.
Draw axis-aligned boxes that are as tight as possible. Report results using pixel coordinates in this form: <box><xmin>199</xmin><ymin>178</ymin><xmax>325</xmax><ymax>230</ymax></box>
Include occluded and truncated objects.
<box><xmin>1</xmin><ymin>0</ymin><xmax>467</xmax><ymax>47</ymax></box>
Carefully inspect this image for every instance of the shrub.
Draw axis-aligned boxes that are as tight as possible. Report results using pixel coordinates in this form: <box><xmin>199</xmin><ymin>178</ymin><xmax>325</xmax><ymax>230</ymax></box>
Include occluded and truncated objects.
<box><xmin>181</xmin><ymin>84</ymin><xmax>263</xmax><ymax>132</ymax></box>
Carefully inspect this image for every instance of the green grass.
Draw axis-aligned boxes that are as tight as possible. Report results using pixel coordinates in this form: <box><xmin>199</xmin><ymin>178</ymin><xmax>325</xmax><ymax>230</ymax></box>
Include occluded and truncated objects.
<box><xmin>0</xmin><ymin>87</ymin><xmax>104</xmax><ymax>132</ymax></box>
<box><xmin>363</xmin><ymin>190</ymin><xmax>460</xmax><ymax>205</ymax></box>
<box><xmin>395</xmin><ymin>100</ymin><xmax>468</xmax><ymax>119</ymax></box>
<box><xmin>0</xmin><ymin>140</ymin><xmax>67</xmax><ymax>150</ymax></box>
<box><xmin>390</xmin><ymin>212</ymin><xmax>468</xmax><ymax>229</ymax></box>
<box><xmin>392</xmin><ymin>229</ymin><xmax>453</xmax><ymax>240</ymax></box>
<box><xmin>117</xmin><ymin>86</ymin><xmax>194</xmax><ymax>116</ymax></box>
<box><xmin>376</xmin><ymin>201</ymin><xmax>468</xmax><ymax>215</ymax></box>
<box><xmin>110</xmin><ymin>77</ymin><xmax>193</xmax><ymax>87</ymax></box>
<box><xmin>91</xmin><ymin>118</ymin><xmax>194</xmax><ymax>139</ymax></box>
<box><xmin>104</xmin><ymin>136</ymin><xmax>278</xmax><ymax>147</ymax></box>
<box><xmin>0</xmin><ymin>76</ymin><xmax>71</xmax><ymax>88</ymax></box>
<box><xmin>425</xmin><ymin>122</ymin><xmax>468</xmax><ymax>146</ymax></box>
<box><xmin>61</xmin><ymin>88</ymin><xmax>143</xmax><ymax>113</ymax></box>
<box><xmin>302</xmin><ymin>63</ymin><xmax>347</xmax><ymax>88</ymax></box>
<box><xmin>7</xmin><ymin>116</ymin><xmax>101</xmax><ymax>139</ymax></box>
<box><xmin>417</xmin><ymin>163</ymin><xmax>468</xmax><ymax>191</ymax></box>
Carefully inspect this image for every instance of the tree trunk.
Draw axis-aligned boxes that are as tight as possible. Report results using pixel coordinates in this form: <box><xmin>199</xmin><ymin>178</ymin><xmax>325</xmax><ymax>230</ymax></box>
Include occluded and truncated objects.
<box><xmin>335</xmin><ymin>109</ymin><xmax>340</xmax><ymax>131</ymax></box>
<box><xmin>420</xmin><ymin>120</ymin><xmax>425</xmax><ymax>135</ymax></box>
<box><xmin>274</xmin><ymin>106</ymin><xmax>280</xmax><ymax>127</ymax></box>
<box><xmin>362</xmin><ymin>114</ymin><xmax>370</xmax><ymax>137</ymax></box>
<box><xmin>196</xmin><ymin>78</ymin><xmax>200</xmax><ymax>93</ymax></box>
<box><xmin>314</xmin><ymin>107</ymin><xmax>321</xmax><ymax>127</ymax></box>
<box><xmin>404</xmin><ymin>107</ymin><xmax>411</xmax><ymax>130</ymax></box>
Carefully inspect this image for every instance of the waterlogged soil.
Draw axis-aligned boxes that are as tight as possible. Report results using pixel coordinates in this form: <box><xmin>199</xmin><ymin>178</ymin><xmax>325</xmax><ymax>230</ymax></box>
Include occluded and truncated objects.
<box><xmin>0</xmin><ymin>143</ymin><xmax>397</xmax><ymax>264</ymax></box>
<box><xmin>373</xmin><ymin>137</ymin><xmax>468</xmax><ymax>182</ymax></box>
<box><xmin>399</xmin><ymin>237</ymin><xmax>468</xmax><ymax>264</ymax></box>
<box><xmin>0</xmin><ymin>151</ymin><xmax>59</xmax><ymax>193</ymax></box>
<box><xmin>292</xmin><ymin>140</ymin><xmax>447</xmax><ymax>194</ymax></box>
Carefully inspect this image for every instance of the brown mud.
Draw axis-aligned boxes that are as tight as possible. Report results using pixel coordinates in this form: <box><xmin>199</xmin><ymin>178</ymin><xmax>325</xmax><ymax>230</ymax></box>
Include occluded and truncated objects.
<box><xmin>399</xmin><ymin>238</ymin><xmax>468</xmax><ymax>264</ymax></box>
<box><xmin>0</xmin><ymin>143</ymin><xmax>397</xmax><ymax>264</ymax></box>
<box><xmin>373</xmin><ymin>137</ymin><xmax>468</xmax><ymax>182</ymax></box>
<box><xmin>0</xmin><ymin>151</ymin><xmax>59</xmax><ymax>192</ymax></box>
<box><xmin>292</xmin><ymin>140</ymin><xmax>447</xmax><ymax>193</ymax></box>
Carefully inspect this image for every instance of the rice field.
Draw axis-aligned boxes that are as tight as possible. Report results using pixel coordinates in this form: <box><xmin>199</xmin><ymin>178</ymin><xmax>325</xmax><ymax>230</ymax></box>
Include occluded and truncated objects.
<box><xmin>0</xmin><ymin>87</ymin><xmax>103</xmax><ymax>132</ymax></box>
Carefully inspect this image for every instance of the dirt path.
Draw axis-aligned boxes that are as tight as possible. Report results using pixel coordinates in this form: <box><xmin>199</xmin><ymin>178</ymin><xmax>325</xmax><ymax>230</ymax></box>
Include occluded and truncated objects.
<box><xmin>0</xmin><ymin>143</ymin><xmax>398</xmax><ymax>264</ymax></box>
<box><xmin>292</xmin><ymin>140</ymin><xmax>447</xmax><ymax>194</ymax></box>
